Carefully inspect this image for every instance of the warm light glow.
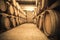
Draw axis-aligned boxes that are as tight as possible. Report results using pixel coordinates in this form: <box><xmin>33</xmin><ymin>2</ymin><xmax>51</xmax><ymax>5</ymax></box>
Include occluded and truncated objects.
<box><xmin>23</xmin><ymin>7</ymin><xmax>35</xmax><ymax>11</ymax></box>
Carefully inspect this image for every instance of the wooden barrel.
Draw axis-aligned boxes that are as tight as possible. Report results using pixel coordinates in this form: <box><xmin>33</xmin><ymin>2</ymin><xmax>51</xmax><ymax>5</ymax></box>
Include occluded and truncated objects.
<box><xmin>38</xmin><ymin>0</ymin><xmax>47</xmax><ymax>11</ymax></box>
<box><xmin>0</xmin><ymin>0</ymin><xmax>7</xmax><ymax>12</ymax></box>
<box><xmin>9</xmin><ymin>17</ymin><xmax>16</xmax><ymax>28</ymax></box>
<box><xmin>38</xmin><ymin>14</ymin><xmax>44</xmax><ymax>30</ymax></box>
<box><xmin>18</xmin><ymin>17</ymin><xmax>20</xmax><ymax>25</ymax></box>
<box><xmin>16</xmin><ymin>2</ymin><xmax>20</xmax><ymax>10</ymax></box>
<box><xmin>19</xmin><ymin>18</ymin><xmax>21</xmax><ymax>24</ymax></box>
<box><xmin>8</xmin><ymin>4</ymin><xmax>14</xmax><ymax>15</ymax></box>
<box><xmin>12</xmin><ymin>0</ymin><xmax>16</xmax><ymax>7</ymax></box>
<box><xmin>18</xmin><ymin>12</ymin><xmax>20</xmax><ymax>17</ymax></box>
<box><xmin>17</xmin><ymin>10</ymin><xmax>20</xmax><ymax>17</ymax></box>
<box><xmin>0</xmin><ymin>15</ymin><xmax>11</xmax><ymax>30</ymax></box>
<box><xmin>42</xmin><ymin>10</ymin><xmax>60</xmax><ymax>36</ymax></box>
<box><xmin>14</xmin><ymin>7</ymin><xmax>18</xmax><ymax>16</ymax></box>
<box><xmin>18</xmin><ymin>11</ymin><xmax>26</xmax><ymax>18</ymax></box>
<box><xmin>18</xmin><ymin>13</ymin><xmax>24</xmax><ymax>24</ymax></box>
<box><xmin>38</xmin><ymin>0</ymin><xmax>58</xmax><ymax>10</ymax></box>
<box><xmin>41</xmin><ymin>0</ymin><xmax>47</xmax><ymax>9</ymax></box>
<box><xmin>15</xmin><ymin>17</ymin><xmax>19</xmax><ymax>26</ymax></box>
<box><xmin>19</xmin><ymin>18</ymin><xmax>26</xmax><ymax>24</ymax></box>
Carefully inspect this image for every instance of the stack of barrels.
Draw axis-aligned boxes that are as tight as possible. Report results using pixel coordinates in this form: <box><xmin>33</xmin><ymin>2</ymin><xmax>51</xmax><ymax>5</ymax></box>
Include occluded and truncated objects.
<box><xmin>37</xmin><ymin>0</ymin><xmax>60</xmax><ymax>40</ymax></box>
<box><xmin>38</xmin><ymin>10</ymin><xmax>60</xmax><ymax>40</ymax></box>
<box><xmin>0</xmin><ymin>0</ymin><xmax>26</xmax><ymax>34</ymax></box>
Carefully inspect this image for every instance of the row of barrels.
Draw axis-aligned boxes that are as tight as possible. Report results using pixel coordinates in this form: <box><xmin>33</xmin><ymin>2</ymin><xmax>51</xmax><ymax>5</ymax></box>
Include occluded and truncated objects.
<box><xmin>0</xmin><ymin>0</ymin><xmax>26</xmax><ymax>17</ymax></box>
<box><xmin>38</xmin><ymin>10</ymin><xmax>60</xmax><ymax>40</ymax></box>
<box><xmin>0</xmin><ymin>13</ymin><xmax>26</xmax><ymax>34</ymax></box>
<box><xmin>0</xmin><ymin>0</ymin><xmax>26</xmax><ymax>34</ymax></box>
<box><xmin>37</xmin><ymin>0</ymin><xmax>60</xmax><ymax>14</ymax></box>
<box><xmin>36</xmin><ymin>0</ymin><xmax>60</xmax><ymax>39</ymax></box>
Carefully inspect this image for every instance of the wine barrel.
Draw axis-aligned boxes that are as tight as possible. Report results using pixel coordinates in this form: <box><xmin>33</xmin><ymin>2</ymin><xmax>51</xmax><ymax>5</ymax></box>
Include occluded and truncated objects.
<box><xmin>17</xmin><ymin>10</ymin><xmax>20</xmax><ymax>17</ymax></box>
<box><xmin>38</xmin><ymin>0</ymin><xmax>47</xmax><ymax>11</ymax></box>
<box><xmin>0</xmin><ymin>0</ymin><xmax>7</xmax><ymax>12</ymax></box>
<box><xmin>42</xmin><ymin>10</ymin><xmax>60</xmax><ymax>36</ymax></box>
<box><xmin>12</xmin><ymin>0</ymin><xmax>16</xmax><ymax>7</ymax></box>
<box><xmin>38</xmin><ymin>14</ymin><xmax>44</xmax><ymax>30</ymax></box>
<box><xmin>18</xmin><ymin>12</ymin><xmax>20</xmax><ymax>17</ymax></box>
<box><xmin>41</xmin><ymin>0</ymin><xmax>48</xmax><ymax>9</ymax></box>
<box><xmin>14</xmin><ymin>7</ymin><xmax>18</xmax><ymax>16</ymax></box>
<box><xmin>9</xmin><ymin>17</ymin><xmax>16</xmax><ymax>28</ymax></box>
<box><xmin>8</xmin><ymin>4</ymin><xmax>14</xmax><ymax>15</ymax></box>
<box><xmin>18</xmin><ymin>17</ymin><xmax>20</xmax><ymax>25</ymax></box>
<box><xmin>15</xmin><ymin>17</ymin><xmax>19</xmax><ymax>26</ymax></box>
<box><xmin>16</xmin><ymin>2</ymin><xmax>20</xmax><ymax>10</ymax></box>
<box><xmin>0</xmin><ymin>15</ymin><xmax>11</xmax><ymax>30</ymax></box>
<box><xmin>19</xmin><ymin>18</ymin><xmax>26</xmax><ymax>24</ymax></box>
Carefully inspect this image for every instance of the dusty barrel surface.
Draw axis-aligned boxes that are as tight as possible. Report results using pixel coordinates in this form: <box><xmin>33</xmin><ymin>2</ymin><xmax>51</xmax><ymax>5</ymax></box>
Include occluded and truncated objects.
<box><xmin>8</xmin><ymin>4</ymin><xmax>14</xmax><ymax>15</ymax></box>
<box><xmin>15</xmin><ymin>17</ymin><xmax>19</xmax><ymax>26</ymax></box>
<box><xmin>9</xmin><ymin>16</ymin><xmax>16</xmax><ymax>28</ymax></box>
<box><xmin>0</xmin><ymin>0</ymin><xmax>7</xmax><ymax>12</ymax></box>
<box><xmin>36</xmin><ymin>12</ymin><xmax>45</xmax><ymax>30</ymax></box>
<box><xmin>37</xmin><ymin>0</ymin><xmax>48</xmax><ymax>12</ymax></box>
<box><xmin>16</xmin><ymin>2</ymin><xmax>20</xmax><ymax>10</ymax></box>
<box><xmin>12</xmin><ymin>0</ymin><xmax>16</xmax><ymax>7</ymax></box>
<box><xmin>42</xmin><ymin>10</ymin><xmax>60</xmax><ymax>36</ymax></box>
<box><xmin>14</xmin><ymin>7</ymin><xmax>18</xmax><ymax>16</ymax></box>
<box><xmin>19</xmin><ymin>18</ymin><xmax>23</xmax><ymax>24</ymax></box>
<box><xmin>0</xmin><ymin>23</ymin><xmax>49</xmax><ymax>40</ymax></box>
<box><xmin>38</xmin><ymin>16</ymin><xmax>43</xmax><ymax>30</ymax></box>
<box><xmin>19</xmin><ymin>18</ymin><xmax>26</xmax><ymax>24</ymax></box>
<box><xmin>41</xmin><ymin>0</ymin><xmax>47</xmax><ymax>9</ymax></box>
<box><xmin>0</xmin><ymin>14</ymin><xmax>11</xmax><ymax>31</ymax></box>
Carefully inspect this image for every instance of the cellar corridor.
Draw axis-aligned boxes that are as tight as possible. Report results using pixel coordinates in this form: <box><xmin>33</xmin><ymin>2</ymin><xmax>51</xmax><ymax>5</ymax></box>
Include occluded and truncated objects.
<box><xmin>0</xmin><ymin>0</ymin><xmax>60</xmax><ymax>40</ymax></box>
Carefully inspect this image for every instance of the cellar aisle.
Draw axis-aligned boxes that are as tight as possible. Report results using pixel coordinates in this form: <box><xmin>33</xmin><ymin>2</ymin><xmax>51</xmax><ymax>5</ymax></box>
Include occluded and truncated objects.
<box><xmin>0</xmin><ymin>23</ymin><xmax>49</xmax><ymax>40</ymax></box>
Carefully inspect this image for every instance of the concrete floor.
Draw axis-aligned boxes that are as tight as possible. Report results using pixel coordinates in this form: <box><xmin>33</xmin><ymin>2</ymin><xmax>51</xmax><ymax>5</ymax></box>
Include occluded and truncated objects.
<box><xmin>0</xmin><ymin>23</ymin><xmax>49</xmax><ymax>40</ymax></box>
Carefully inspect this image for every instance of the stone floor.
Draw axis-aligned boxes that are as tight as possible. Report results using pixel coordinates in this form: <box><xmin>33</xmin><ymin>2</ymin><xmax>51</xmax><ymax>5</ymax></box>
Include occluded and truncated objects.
<box><xmin>0</xmin><ymin>23</ymin><xmax>49</xmax><ymax>40</ymax></box>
